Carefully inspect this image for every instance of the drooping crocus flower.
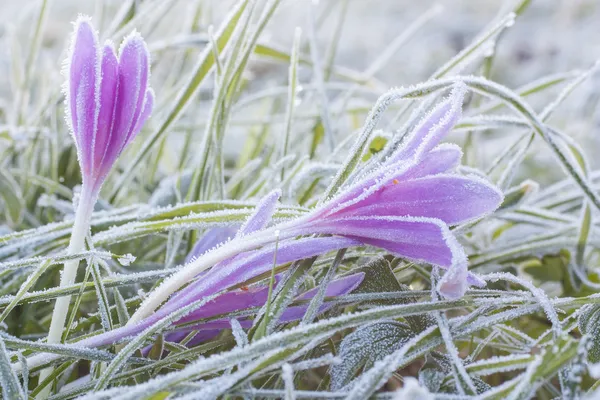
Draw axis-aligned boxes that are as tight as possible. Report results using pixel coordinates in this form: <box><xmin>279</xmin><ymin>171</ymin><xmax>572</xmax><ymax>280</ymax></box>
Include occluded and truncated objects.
<box><xmin>126</xmin><ymin>83</ymin><xmax>502</xmax><ymax>328</ymax></box>
<box><xmin>39</xmin><ymin>16</ymin><xmax>153</xmax><ymax>390</ymax></box>
<box><xmin>21</xmin><ymin>225</ymin><xmax>363</xmax><ymax>371</ymax></box>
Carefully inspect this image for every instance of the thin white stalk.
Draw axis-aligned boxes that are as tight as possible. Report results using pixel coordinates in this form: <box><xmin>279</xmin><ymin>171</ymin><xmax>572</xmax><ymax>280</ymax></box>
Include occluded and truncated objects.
<box><xmin>37</xmin><ymin>186</ymin><xmax>96</xmax><ymax>398</ymax></box>
<box><xmin>127</xmin><ymin>219</ymin><xmax>301</xmax><ymax>325</ymax></box>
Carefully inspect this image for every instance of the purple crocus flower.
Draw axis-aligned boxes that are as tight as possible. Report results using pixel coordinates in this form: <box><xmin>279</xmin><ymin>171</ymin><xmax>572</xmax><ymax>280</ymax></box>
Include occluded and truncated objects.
<box><xmin>48</xmin><ymin>16</ymin><xmax>153</xmax><ymax>342</ymax></box>
<box><xmin>66</xmin><ymin>16</ymin><xmax>154</xmax><ymax>196</ymax></box>
<box><xmin>125</xmin><ymin>83</ymin><xmax>501</xmax><ymax>327</ymax></box>
<box><xmin>38</xmin><ymin>18</ymin><xmax>154</xmax><ymax>389</ymax></box>
<box><xmin>287</xmin><ymin>83</ymin><xmax>502</xmax><ymax>297</ymax></box>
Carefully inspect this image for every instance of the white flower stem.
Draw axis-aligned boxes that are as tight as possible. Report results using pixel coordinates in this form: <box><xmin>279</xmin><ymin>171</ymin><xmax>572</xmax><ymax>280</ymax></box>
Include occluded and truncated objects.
<box><xmin>127</xmin><ymin>221</ymin><xmax>300</xmax><ymax>326</ymax></box>
<box><xmin>37</xmin><ymin>185</ymin><xmax>96</xmax><ymax>398</ymax></box>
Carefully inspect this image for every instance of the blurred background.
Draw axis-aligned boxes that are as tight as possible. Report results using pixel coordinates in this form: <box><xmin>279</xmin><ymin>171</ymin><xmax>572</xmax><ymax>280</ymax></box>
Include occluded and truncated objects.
<box><xmin>0</xmin><ymin>0</ymin><xmax>599</xmax><ymax>193</ymax></box>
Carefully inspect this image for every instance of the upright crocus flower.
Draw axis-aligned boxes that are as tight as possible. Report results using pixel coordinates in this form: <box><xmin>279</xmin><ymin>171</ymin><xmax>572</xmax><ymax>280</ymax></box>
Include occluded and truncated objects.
<box><xmin>126</xmin><ymin>83</ymin><xmax>502</xmax><ymax>328</ymax></box>
<box><xmin>40</xmin><ymin>16</ymin><xmax>153</xmax><ymax>391</ymax></box>
<box><xmin>66</xmin><ymin>16</ymin><xmax>154</xmax><ymax>197</ymax></box>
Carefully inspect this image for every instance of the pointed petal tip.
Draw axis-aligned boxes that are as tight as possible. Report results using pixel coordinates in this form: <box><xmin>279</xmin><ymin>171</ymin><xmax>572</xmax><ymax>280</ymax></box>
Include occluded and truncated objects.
<box><xmin>437</xmin><ymin>267</ymin><xmax>468</xmax><ymax>299</ymax></box>
<box><xmin>103</xmin><ymin>39</ymin><xmax>116</xmax><ymax>53</ymax></box>
<box><xmin>464</xmin><ymin>173</ymin><xmax>505</xmax><ymax>216</ymax></box>
<box><xmin>237</xmin><ymin>189</ymin><xmax>283</xmax><ymax>236</ymax></box>
<box><xmin>467</xmin><ymin>272</ymin><xmax>486</xmax><ymax>288</ymax></box>
<box><xmin>118</xmin><ymin>28</ymin><xmax>150</xmax><ymax>62</ymax></box>
<box><xmin>69</xmin><ymin>15</ymin><xmax>99</xmax><ymax>52</ymax></box>
<box><xmin>73</xmin><ymin>14</ymin><xmax>94</xmax><ymax>31</ymax></box>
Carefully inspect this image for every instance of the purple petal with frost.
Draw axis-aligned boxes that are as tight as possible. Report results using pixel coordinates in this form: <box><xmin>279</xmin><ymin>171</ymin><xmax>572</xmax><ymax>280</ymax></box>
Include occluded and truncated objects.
<box><xmin>317</xmin><ymin>84</ymin><xmax>467</xmax><ymax>219</ymax></box>
<box><xmin>402</xmin><ymin>143</ymin><xmax>462</xmax><ymax>179</ymax></box>
<box><xmin>390</xmin><ymin>83</ymin><xmax>466</xmax><ymax>163</ymax></box>
<box><xmin>237</xmin><ymin>190</ymin><xmax>281</xmax><ymax>236</ymax></box>
<box><xmin>167</xmin><ymin>190</ymin><xmax>281</xmax><ymax>304</ymax></box>
<box><xmin>301</xmin><ymin>216</ymin><xmax>458</xmax><ymax>267</ymax></box>
<box><xmin>277</xmin><ymin>273</ymin><xmax>365</xmax><ymax>322</ymax></box>
<box><xmin>332</xmin><ymin>174</ymin><xmax>502</xmax><ymax>225</ymax></box>
<box><xmin>66</xmin><ymin>16</ymin><xmax>153</xmax><ymax>193</ymax></box>
<box><xmin>97</xmin><ymin>31</ymin><xmax>150</xmax><ymax>183</ymax></box>
<box><xmin>175</xmin><ymin>283</ymin><xmax>270</xmax><ymax>325</ymax></box>
<box><xmin>68</xmin><ymin>18</ymin><xmax>99</xmax><ymax>180</ymax></box>
<box><xmin>94</xmin><ymin>45</ymin><xmax>119</xmax><ymax>174</ymax></box>
<box><xmin>174</xmin><ymin>273</ymin><xmax>364</xmax><ymax>326</ymax></box>
<box><xmin>174</xmin><ymin>189</ymin><xmax>282</xmax><ymax>305</ymax></box>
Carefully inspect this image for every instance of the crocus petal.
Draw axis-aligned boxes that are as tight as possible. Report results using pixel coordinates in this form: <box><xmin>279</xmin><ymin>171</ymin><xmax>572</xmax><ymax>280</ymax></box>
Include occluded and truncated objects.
<box><xmin>93</xmin><ymin>44</ymin><xmax>119</xmax><ymax>183</ymax></box>
<box><xmin>130</xmin><ymin>89</ymin><xmax>154</xmax><ymax>141</ymax></box>
<box><xmin>335</xmin><ymin>174</ymin><xmax>503</xmax><ymax>225</ymax></box>
<box><xmin>390</xmin><ymin>83</ymin><xmax>466</xmax><ymax>163</ymax></box>
<box><xmin>315</xmin><ymin>86</ymin><xmax>467</xmax><ymax>220</ymax></box>
<box><xmin>68</xmin><ymin>17</ymin><xmax>100</xmax><ymax>180</ymax></box>
<box><xmin>65</xmin><ymin>17</ymin><xmax>153</xmax><ymax>194</ymax></box>
<box><xmin>173</xmin><ymin>189</ymin><xmax>283</xmax><ymax>306</ymax></box>
<box><xmin>174</xmin><ymin>272</ymin><xmax>364</xmax><ymax>326</ymax></box>
<box><xmin>175</xmin><ymin>284</ymin><xmax>270</xmax><ymax>325</ymax></box>
<box><xmin>168</xmin><ymin>226</ymin><xmax>238</xmax><ymax>307</ymax></box>
<box><xmin>116</xmin><ymin>31</ymin><xmax>149</xmax><ymax>147</ymax></box>
<box><xmin>99</xmin><ymin>31</ymin><xmax>150</xmax><ymax>177</ymax></box>
<box><xmin>237</xmin><ymin>190</ymin><xmax>281</xmax><ymax>236</ymax></box>
<box><xmin>438</xmin><ymin>262</ymin><xmax>468</xmax><ymax>299</ymax></box>
<box><xmin>404</xmin><ymin>143</ymin><xmax>463</xmax><ymax>179</ymax></box>
<box><xmin>297</xmin><ymin>215</ymin><xmax>479</xmax><ymax>298</ymax></box>
<box><xmin>303</xmin><ymin>216</ymin><xmax>458</xmax><ymax>267</ymax></box>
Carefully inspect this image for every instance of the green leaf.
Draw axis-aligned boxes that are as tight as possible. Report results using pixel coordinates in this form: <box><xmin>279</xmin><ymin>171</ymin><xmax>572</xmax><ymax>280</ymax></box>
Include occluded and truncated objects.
<box><xmin>147</xmin><ymin>335</ymin><xmax>165</xmax><ymax>361</ymax></box>
<box><xmin>0</xmin><ymin>168</ymin><xmax>24</xmax><ymax>227</ymax></box>
<box><xmin>579</xmin><ymin>304</ymin><xmax>600</xmax><ymax>363</ymax></box>
<box><xmin>0</xmin><ymin>335</ymin><xmax>25</xmax><ymax>400</ymax></box>
<box><xmin>309</xmin><ymin>119</ymin><xmax>325</xmax><ymax>159</ymax></box>
<box><xmin>330</xmin><ymin>321</ymin><xmax>413</xmax><ymax>389</ymax></box>
<box><xmin>361</xmin><ymin>135</ymin><xmax>388</xmax><ymax>162</ymax></box>
<box><xmin>523</xmin><ymin>252</ymin><xmax>569</xmax><ymax>282</ymax></box>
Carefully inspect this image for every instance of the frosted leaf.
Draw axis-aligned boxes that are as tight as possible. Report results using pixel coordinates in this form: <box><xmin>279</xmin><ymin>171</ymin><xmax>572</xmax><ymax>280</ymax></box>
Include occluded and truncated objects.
<box><xmin>578</xmin><ymin>304</ymin><xmax>600</xmax><ymax>363</ymax></box>
<box><xmin>330</xmin><ymin>321</ymin><xmax>413</xmax><ymax>390</ymax></box>
<box><xmin>0</xmin><ymin>336</ymin><xmax>25</xmax><ymax>400</ymax></box>
<box><xmin>418</xmin><ymin>367</ymin><xmax>444</xmax><ymax>392</ymax></box>
<box><xmin>230</xmin><ymin>318</ymin><xmax>248</xmax><ymax>348</ymax></box>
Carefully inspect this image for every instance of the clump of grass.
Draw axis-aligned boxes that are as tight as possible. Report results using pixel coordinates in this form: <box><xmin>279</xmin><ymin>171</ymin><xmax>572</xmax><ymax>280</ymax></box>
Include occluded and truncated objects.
<box><xmin>1</xmin><ymin>0</ymin><xmax>600</xmax><ymax>399</ymax></box>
